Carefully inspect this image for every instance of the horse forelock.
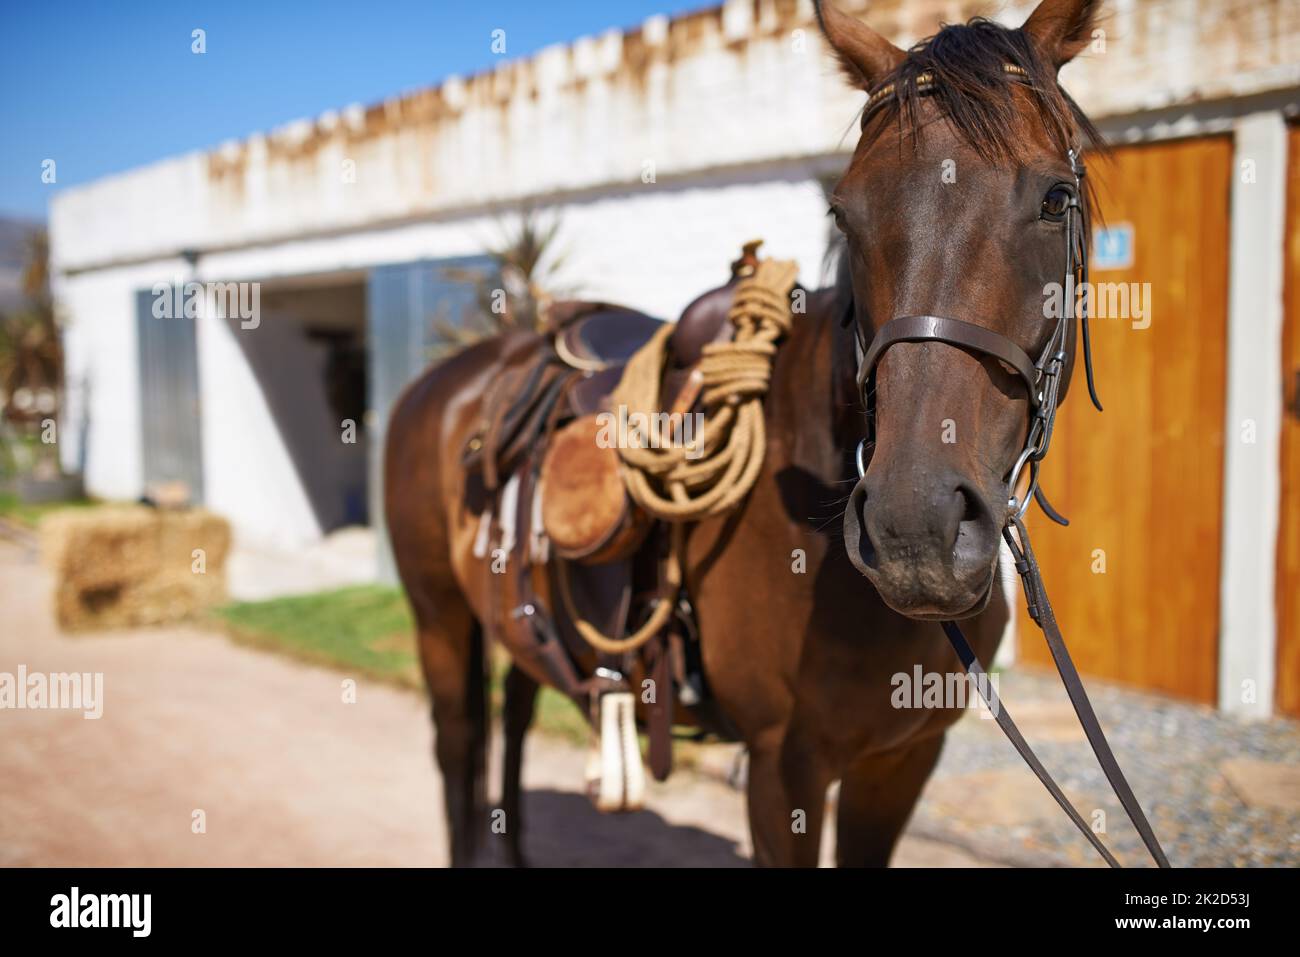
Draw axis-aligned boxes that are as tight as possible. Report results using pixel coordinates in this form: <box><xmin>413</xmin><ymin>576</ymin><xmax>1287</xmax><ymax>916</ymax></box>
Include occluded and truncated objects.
<box><xmin>866</xmin><ymin>18</ymin><xmax>1102</xmax><ymax>168</ymax></box>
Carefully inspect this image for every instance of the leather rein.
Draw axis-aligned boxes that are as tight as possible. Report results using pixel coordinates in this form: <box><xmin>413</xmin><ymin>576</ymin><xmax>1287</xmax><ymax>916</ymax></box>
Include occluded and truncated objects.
<box><xmin>848</xmin><ymin>68</ymin><xmax>1171</xmax><ymax>868</ymax></box>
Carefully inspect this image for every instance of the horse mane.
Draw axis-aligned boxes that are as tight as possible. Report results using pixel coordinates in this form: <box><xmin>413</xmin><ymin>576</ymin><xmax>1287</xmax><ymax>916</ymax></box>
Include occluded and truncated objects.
<box><xmin>870</xmin><ymin>17</ymin><xmax>1102</xmax><ymax>164</ymax></box>
<box><xmin>831</xmin><ymin>16</ymin><xmax>1104</xmax><ymax>313</ymax></box>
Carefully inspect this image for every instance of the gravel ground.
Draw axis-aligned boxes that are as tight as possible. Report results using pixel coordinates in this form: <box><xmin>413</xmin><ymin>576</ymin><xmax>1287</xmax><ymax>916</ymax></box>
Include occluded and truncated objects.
<box><xmin>908</xmin><ymin>668</ymin><xmax>1300</xmax><ymax>867</ymax></box>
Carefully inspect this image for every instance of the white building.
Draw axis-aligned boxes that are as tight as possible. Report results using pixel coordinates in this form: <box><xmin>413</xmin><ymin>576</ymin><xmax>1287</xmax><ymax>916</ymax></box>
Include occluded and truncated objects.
<box><xmin>50</xmin><ymin>0</ymin><xmax>1300</xmax><ymax>714</ymax></box>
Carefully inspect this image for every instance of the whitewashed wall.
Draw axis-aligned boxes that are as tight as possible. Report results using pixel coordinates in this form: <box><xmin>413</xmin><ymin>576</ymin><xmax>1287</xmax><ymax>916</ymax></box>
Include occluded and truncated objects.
<box><xmin>50</xmin><ymin>0</ymin><xmax>1299</xmax><ymax>275</ymax></box>
<box><xmin>55</xmin><ymin>165</ymin><xmax>833</xmax><ymax>541</ymax></box>
<box><xmin>200</xmin><ymin>164</ymin><xmax>834</xmax><ymax>317</ymax></box>
<box><xmin>56</xmin><ymin>259</ymin><xmax>182</xmax><ymax>500</ymax></box>
<box><xmin>196</xmin><ymin>312</ymin><xmax>323</xmax><ymax>547</ymax></box>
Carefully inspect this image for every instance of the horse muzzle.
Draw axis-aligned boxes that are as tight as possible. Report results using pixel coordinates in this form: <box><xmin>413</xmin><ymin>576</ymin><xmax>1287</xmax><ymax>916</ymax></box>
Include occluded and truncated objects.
<box><xmin>842</xmin><ymin>470</ymin><xmax>1001</xmax><ymax>620</ymax></box>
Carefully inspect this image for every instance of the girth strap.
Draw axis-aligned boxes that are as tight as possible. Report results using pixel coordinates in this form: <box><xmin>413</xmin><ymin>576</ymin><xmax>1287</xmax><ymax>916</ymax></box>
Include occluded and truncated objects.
<box><xmin>942</xmin><ymin>516</ymin><xmax>1171</xmax><ymax>868</ymax></box>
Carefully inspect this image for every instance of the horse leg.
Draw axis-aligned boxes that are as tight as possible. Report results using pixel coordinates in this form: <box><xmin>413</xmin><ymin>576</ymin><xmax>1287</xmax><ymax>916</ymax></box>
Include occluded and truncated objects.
<box><xmin>834</xmin><ymin>732</ymin><xmax>946</xmax><ymax>867</ymax></box>
<box><xmin>745</xmin><ymin>726</ymin><xmax>832</xmax><ymax>867</ymax></box>
<box><xmin>500</xmin><ymin>663</ymin><xmax>539</xmax><ymax>867</ymax></box>
<box><xmin>414</xmin><ymin>591</ymin><xmax>488</xmax><ymax>868</ymax></box>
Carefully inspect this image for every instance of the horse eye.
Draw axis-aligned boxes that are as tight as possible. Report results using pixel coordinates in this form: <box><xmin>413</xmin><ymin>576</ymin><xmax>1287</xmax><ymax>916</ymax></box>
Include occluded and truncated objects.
<box><xmin>1040</xmin><ymin>186</ymin><xmax>1072</xmax><ymax>221</ymax></box>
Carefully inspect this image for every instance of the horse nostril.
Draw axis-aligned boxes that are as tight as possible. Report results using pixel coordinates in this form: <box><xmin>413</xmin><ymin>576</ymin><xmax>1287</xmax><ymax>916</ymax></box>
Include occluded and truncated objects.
<box><xmin>844</xmin><ymin>477</ymin><xmax>878</xmax><ymax>574</ymax></box>
<box><xmin>856</xmin><ymin>492</ymin><xmax>878</xmax><ymax>569</ymax></box>
<box><xmin>952</xmin><ymin>482</ymin><xmax>993</xmax><ymax>567</ymax></box>
<box><xmin>959</xmin><ymin>485</ymin><xmax>982</xmax><ymax>524</ymax></box>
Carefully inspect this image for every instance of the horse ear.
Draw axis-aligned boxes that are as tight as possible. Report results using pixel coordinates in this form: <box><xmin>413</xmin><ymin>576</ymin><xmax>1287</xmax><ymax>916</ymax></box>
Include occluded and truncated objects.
<box><xmin>814</xmin><ymin>1</ymin><xmax>905</xmax><ymax>91</ymax></box>
<box><xmin>1021</xmin><ymin>0</ymin><xmax>1102</xmax><ymax>69</ymax></box>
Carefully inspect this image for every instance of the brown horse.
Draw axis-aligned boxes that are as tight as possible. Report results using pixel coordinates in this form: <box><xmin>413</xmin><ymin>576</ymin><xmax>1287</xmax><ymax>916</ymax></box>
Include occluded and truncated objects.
<box><xmin>385</xmin><ymin>0</ymin><xmax>1103</xmax><ymax>867</ymax></box>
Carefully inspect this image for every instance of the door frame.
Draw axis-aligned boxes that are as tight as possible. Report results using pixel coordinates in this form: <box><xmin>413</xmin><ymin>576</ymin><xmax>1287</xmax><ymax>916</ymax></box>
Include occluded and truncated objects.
<box><xmin>1217</xmin><ymin>112</ymin><xmax>1289</xmax><ymax>719</ymax></box>
<box><xmin>1276</xmin><ymin>119</ymin><xmax>1300</xmax><ymax>717</ymax></box>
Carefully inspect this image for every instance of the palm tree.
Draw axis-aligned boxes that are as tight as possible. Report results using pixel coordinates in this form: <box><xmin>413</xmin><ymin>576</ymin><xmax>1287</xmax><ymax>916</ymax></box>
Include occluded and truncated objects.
<box><xmin>430</xmin><ymin>207</ymin><xmax>572</xmax><ymax>353</ymax></box>
<box><xmin>0</xmin><ymin>228</ymin><xmax>62</xmax><ymax>480</ymax></box>
<box><xmin>0</xmin><ymin>228</ymin><xmax>61</xmax><ymax>423</ymax></box>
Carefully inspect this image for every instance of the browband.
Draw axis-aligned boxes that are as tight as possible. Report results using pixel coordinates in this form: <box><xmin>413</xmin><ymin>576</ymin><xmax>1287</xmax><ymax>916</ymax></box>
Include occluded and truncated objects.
<box><xmin>862</xmin><ymin>62</ymin><xmax>1030</xmax><ymax>127</ymax></box>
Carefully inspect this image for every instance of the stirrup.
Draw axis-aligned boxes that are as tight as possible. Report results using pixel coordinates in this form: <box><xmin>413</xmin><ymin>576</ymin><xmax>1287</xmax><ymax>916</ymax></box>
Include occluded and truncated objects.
<box><xmin>585</xmin><ymin>678</ymin><xmax>646</xmax><ymax>813</ymax></box>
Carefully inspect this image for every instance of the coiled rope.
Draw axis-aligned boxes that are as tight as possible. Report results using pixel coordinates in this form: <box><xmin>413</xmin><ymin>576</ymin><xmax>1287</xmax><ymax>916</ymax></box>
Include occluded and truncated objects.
<box><xmin>612</xmin><ymin>258</ymin><xmax>799</xmax><ymax>520</ymax></box>
<box><xmin>558</xmin><ymin>258</ymin><xmax>799</xmax><ymax>654</ymax></box>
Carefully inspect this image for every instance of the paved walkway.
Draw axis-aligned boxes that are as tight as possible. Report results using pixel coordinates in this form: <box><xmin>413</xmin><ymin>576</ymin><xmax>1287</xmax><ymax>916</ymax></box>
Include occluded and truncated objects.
<box><xmin>225</xmin><ymin>526</ymin><xmax>377</xmax><ymax>602</ymax></box>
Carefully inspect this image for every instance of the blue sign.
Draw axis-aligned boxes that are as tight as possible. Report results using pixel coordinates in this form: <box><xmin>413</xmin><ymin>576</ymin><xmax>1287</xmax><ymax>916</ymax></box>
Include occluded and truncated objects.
<box><xmin>1092</xmin><ymin>224</ymin><xmax>1134</xmax><ymax>271</ymax></box>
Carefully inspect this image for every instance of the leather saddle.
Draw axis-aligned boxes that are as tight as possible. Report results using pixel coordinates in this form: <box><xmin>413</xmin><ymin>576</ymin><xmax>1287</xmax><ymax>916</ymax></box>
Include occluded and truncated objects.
<box><xmin>551</xmin><ymin>283</ymin><xmax>741</xmax><ymax>373</ymax></box>
<box><xmin>462</xmin><ymin>278</ymin><xmax>742</xmax><ymax>487</ymax></box>
<box><xmin>461</xmin><ymin>253</ymin><xmax>759</xmax><ymax>780</ymax></box>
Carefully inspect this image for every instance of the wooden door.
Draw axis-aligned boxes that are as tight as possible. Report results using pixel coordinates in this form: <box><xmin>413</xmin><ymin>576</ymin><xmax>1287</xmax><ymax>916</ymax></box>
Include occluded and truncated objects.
<box><xmin>1020</xmin><ymin>137</ymin><xmax>1232</xmax><ymax>704</ymax></box>
<box><xmin>1277</xmin><ymin>124</ymin><xmax>1300</xmax><ymax>717</ymax></box>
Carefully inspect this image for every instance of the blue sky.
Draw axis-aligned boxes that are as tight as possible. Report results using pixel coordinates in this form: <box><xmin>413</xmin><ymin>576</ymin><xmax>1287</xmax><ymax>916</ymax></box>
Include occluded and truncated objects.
<box><xmin>0</xmin><ymin>0</ymin><xmax>711</xmax><ymax>220</ymax></box>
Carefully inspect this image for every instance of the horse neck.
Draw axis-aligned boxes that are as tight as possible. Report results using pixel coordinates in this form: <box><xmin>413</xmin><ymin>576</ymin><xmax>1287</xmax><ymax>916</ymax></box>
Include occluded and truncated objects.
<box><xmin>765</xmin><ymin>284</ymin><xmax>861</xmax><ymax>480</ymax></box>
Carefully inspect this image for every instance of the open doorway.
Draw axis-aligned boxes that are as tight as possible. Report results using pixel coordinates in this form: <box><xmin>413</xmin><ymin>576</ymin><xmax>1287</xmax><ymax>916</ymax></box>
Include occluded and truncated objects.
<box><xmin>228</xmin><ymin>271</ymin><xmax>369</xmax><ymax>535</ymax></box>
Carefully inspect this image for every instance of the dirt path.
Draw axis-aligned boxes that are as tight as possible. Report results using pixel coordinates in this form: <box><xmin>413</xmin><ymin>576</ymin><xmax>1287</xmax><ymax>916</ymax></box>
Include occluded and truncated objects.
<box><xmin>0</xmin><ymin>541</ymin><xmax>985</xmax><ymax>867</ymax></box>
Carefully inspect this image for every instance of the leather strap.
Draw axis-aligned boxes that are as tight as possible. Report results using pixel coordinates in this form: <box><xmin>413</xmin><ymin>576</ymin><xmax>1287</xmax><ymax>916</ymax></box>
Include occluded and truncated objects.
<box><xmin>646</xmin><ymin>631</ymin><xmax>674</xmax><ymax>781</ymax></box>
<box><xmin>510</xmin><ymin>455</ymin><xmax>587</xmax><ymax>699</ymax></box>
<box><xmin>1003</xmin><ymin>516</ymin><xmax>1171</xmax><ymax>867</ymax></box>
<box><xmin>940</xmin><ymin>621</ymin><xmax>1122</xmax><ymax>868</ymax></box>
<box><xmin>858</xmin><ymin>314</ymin><xmax>1042</xmax><ymax>407</ymax></box>
<box><xmin>941</xmin><ymin>518</ymin><xmax>1171</xmax><ymax>869</ymax></box>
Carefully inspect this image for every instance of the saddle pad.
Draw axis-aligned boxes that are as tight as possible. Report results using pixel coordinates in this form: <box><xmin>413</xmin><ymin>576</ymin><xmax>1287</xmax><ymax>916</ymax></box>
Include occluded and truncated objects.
<box><xmin>540</xmin><ymin>415</ymin><xmax>647</xmax><ymax>563</ymax></box>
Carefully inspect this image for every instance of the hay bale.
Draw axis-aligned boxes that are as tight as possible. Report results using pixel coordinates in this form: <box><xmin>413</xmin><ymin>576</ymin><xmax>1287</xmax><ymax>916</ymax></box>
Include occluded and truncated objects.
<box><xmin>41</xmin><ymin>505</ymin><xmax>231</xmax><ymax>631</ymax></box>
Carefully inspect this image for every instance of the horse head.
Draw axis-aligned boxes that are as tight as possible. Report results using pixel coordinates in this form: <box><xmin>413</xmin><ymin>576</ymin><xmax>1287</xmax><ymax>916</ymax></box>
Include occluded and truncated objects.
<box><xmin>819</xmin><ymin>0</ymin><xmax>1102</xmax><ymax>620</ymax></box>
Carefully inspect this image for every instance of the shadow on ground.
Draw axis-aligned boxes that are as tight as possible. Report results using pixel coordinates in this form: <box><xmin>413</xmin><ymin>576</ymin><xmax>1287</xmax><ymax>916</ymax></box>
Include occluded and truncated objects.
<box><xmin>515</xmin><ymin>791</ymin><xmax>748</xmax><ymax>867</ymax></box>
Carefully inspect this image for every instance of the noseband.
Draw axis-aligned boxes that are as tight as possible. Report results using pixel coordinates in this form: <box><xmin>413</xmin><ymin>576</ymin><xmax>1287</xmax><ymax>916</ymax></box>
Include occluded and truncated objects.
<box><xmin>845</xmin><ymin>66</ymin><xmax>1170</xmax><ymax>869</ymax></box>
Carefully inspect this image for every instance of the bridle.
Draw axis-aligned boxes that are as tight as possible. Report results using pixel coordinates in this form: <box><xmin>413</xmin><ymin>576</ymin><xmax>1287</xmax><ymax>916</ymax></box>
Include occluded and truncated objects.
<box><xmin>852</xmin><ymin>65</ymin><xmax>1102</xmax><ymax>521</ymax></box>
<box><xmin>846</xmin><ymin>66</ymin><xmax>1171</xmax><ymax>868</ymax></box>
